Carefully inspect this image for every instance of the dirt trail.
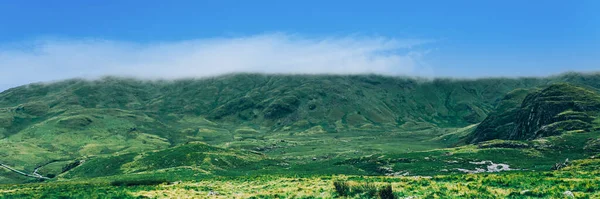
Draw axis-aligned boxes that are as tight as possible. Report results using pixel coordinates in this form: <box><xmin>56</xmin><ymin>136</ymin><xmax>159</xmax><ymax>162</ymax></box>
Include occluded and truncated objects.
<box><xmin>0</xmin><ymin>162</ymin><xmax>50</xmax><ymax>180</ymax></box>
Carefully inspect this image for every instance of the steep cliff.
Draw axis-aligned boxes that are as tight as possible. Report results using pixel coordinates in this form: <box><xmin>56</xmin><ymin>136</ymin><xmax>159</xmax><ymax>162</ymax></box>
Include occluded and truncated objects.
<box><xmin>471</xmin><ymin>83</ymin><xmax>600</xmax><ymax>143</ymax></box>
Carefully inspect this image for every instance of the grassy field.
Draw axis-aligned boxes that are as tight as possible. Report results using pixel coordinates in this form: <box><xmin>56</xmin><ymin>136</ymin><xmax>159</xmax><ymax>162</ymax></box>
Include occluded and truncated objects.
<box><xmin>1</xmin><ymin>73</ymin><xmax>600</xmax><ymax>198</ymax></box>
<box><xmin>1</xmin><ymin>160</ymin><xmax>599</xmax><ymax>198</ymax></box>
<box><xmin>1</xmin><ymin>128</ymin><xmax>598</xmax><ymax>198</ymax></box>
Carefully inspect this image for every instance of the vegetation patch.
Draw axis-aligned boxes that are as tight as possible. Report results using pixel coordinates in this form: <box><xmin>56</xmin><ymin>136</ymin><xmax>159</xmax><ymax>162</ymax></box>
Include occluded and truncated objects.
<box><xmin>0</xmin><ymin>117</ymin><xmax>12</xmax><ymax>129</ymax></box>
<box><xmin>263</xmin><ymin>95</ymin><xmax>300</xmax><ymax>119</ymax></box>
<box><xmin>2</xmin><ymin>73</ymin><xmax>600</xmax><ymax>191</ymax></box>
<box><xmin>477</xmin><ymin>140</ymin><xmax>530</xmax><ymax>149</ymax></box>
<box><xmin>57</xmin><ymin>115</ymin><xmax>93</xmax><ymax>129</ymax></box>
<box><xmin>209</xmin><ymin>96</ymin><xmax>256</xmax><ymax>119</ymax></box>
<box><xmin>234</xmin><ymin>127</ymin><xmax>260</xmax><ymax>135</ymax></box>
<box><xmin>19</xmin><ymin>102</ymin><xmax>50</xmax><ymax>116</ymax></box>
<box><xmin>584</xmin><ymin>138</ymin><xmax>600</xmax><ymax>152</ymax></box>
<box><xmin>2</xmin><ymin>170</ymin><xmax>593</xmax><ymax>198</ymax></box>
<box><xmin>110</xmin><ymin>179</ymin><xmax>168</xmax><ymax>186</ymax></box>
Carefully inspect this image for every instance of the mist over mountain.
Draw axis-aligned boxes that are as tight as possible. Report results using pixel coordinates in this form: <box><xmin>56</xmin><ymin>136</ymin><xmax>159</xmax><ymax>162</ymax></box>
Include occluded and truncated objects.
<box><xmin>1</xmin><ymin>72</ymin><xmax>600</xmax><ymax>198</ymax></box>
<box><xmin>2</xmin><ymin>0</ymin><xmax>599</xmax><ymax>197</ymax></box>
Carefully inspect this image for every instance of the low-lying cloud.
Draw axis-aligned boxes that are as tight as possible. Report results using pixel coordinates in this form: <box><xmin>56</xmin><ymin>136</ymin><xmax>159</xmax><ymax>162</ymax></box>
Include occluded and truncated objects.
<box><xmin>0</xmin><ymin>33</ymin><xmax>432</xmax><ymax>91</ymax></box>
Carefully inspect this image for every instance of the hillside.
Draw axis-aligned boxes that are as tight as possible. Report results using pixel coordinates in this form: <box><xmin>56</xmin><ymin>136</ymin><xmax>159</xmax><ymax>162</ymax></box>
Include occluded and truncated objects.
<box><xmin>59</xmin><ymin>142</ymin><xmax>280</xmax><ymax>180</ymax></box>
<box><xmin>470</xmin><ymin>83</ymin><xmax>600</xmax><ymax>143</ymax></box>
<box><xmin>1</xmin><ymin>72</ymin><xmax>600</xmax><ymax>184</ymax></box>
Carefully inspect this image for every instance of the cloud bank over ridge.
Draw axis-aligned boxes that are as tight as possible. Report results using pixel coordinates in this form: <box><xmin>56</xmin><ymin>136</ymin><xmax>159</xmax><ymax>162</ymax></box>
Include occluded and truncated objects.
<box><xmin>0</xmin><ymin>33</ymin><xmax>432</xmax><ymax>91</ymax></box>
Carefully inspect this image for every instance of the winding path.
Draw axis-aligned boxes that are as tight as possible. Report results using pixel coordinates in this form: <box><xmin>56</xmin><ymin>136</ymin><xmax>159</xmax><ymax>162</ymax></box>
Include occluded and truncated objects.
<box><xmin>0</xmin><ymin>162</ymin><xmax>50</xmax><ymax>180</ymax></box>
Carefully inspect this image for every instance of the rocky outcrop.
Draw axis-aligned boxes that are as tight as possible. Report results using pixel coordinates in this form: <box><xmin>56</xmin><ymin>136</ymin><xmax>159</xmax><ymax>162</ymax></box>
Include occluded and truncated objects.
<box><xmin>584</xmin><ymin>138</ymin><xmax>600</xmax><ymax>152</ymax></box>
<box><xmin>470</xmin><ymin>83</ymin><xmax>600</xmax><ymax>143</ymax></box>
<box><xmin>456</xmin><ymin>161</ymin><xmax>517</xmax><ymax>174</ymax></box>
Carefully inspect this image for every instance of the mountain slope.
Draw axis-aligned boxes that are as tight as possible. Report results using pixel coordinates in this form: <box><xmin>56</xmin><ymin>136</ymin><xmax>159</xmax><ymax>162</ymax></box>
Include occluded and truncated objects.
<box><xmin>470</xmin><ymin>83</ymin><xmax>600</xmax><ymax>143</ymax></box>
<box><xmin>2</xmin><ymin>72</ymin><xmax>600</xmax><ymax>183</ymax></box>
<box><xmin>0</xmin><ymin>74</ymin><xmax>554</xmax><ymax>133</ymax></box>
<box><xmin>59</xmin><ymin>142</ymin><xmax>278</xmax><ymax>180</ymax></box>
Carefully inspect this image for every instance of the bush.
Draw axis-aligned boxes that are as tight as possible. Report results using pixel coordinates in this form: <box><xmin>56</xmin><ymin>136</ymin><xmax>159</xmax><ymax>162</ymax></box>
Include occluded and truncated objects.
<box><xmin>333</xmin><ymin>181</ymin><xmax>350</xmax><ymax>197</ymax></box>
<box><xmin>378</xmin><ymin>185</ymin><xmax>395</xmax><ymax>199</ymax></box>
<box><xmin>354</xmin><ymin>183</ymin><xmax>377</xmax><ymax>197</ymax></box>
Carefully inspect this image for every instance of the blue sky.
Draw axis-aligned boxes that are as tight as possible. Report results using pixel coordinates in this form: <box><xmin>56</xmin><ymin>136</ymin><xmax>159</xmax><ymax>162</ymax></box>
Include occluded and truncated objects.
<box><xmin>0</xmin><ymin>0</ymin><xmax>598</xmax><ymax>90</ymax></box>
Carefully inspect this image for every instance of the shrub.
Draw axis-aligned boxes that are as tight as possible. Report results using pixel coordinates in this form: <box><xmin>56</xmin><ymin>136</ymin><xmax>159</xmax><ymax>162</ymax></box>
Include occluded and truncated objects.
<box><xmin>354</xmin><ymin>183</ymin><xmax>377</xmax><ymax>197</ymax></box>
<box><xmin>333</xmin><ymin>181</ymin><xmax>350</xmax><ymax>197</ymax></box>
<box><xmin>378</xmin><ymin>185</ymin><xmax>395</xmax><ymax>199</ymax></box>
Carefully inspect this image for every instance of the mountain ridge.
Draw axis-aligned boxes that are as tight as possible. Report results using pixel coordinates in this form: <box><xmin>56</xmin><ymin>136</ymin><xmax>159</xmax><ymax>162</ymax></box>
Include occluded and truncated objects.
<box><xmin>1</xmin><ymin>72</ymin><xmax>600</xmax><ymax>184</ymax></box>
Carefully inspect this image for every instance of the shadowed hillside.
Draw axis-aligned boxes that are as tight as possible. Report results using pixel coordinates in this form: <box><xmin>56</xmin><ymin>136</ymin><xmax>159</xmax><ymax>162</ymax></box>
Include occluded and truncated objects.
<box><xmin>0</xmin><ymin>74</ymin><xmax>549</xmax><ymax>131</ymax></box>
<box><xmin>470</xmin><ymin>83</ymin><xmax>600</xmax><ymax>143</ymax></box>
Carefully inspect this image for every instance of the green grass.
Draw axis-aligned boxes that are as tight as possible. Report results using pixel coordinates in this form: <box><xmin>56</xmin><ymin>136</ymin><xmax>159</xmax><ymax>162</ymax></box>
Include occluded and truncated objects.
<box><xmin>1</xmin><ymin>72</ymin><xmax>600</xmax><ymax>195</ymax></box>
<box><xmin>2</xmin><ymin>166</ymin><xmax>599</xmax><ymax>198</ymax></box>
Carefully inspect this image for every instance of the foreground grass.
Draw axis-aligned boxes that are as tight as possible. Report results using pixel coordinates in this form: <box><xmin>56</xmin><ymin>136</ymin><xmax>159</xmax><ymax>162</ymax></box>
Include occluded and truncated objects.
<box><xmin>1</xmin><ymin>166</ymin><xmax>599</xmax><ymax>198</ymax></box>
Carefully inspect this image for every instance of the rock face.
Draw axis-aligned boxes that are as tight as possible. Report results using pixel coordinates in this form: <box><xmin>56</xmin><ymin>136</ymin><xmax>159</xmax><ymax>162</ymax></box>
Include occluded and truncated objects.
<box><xmin>456</xmin><ymin>161</ymin><xmax>517</xmax><ymax>174</ymax></box>
<box><xmin>584</xmin><ymin>138</ymin><xmax>600</xmax><ymax>152</ymax></box>
<box><xmin>469</xmin><ymin>89</ymin><xmax>532</xmax><ymax>142</ymax></box>
<box><xmin>564</xmin><ymin>191</ymin><xmax>575</xmax><ymax>198</ymax></box>
<box><xmin>470</xmin><ymin>83</ymin><xmax>600</xmax><ymax>143</ymax></box>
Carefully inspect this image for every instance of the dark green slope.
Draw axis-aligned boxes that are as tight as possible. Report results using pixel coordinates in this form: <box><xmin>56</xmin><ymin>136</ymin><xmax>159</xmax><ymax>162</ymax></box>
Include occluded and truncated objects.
<box><xmin>465</xmin><ymin>88</ymin><xmax>534</xmax><ymax>143</ymax></box>
<box><xmin>0</xmin><ymin>74</ymin><xmax>554</xmax><ymax>132</ymax></box>
<box><xmin>60</xmin><ymin>142</ymin><xmax>279</xmax><ymax>180</ymax></box>
<box><xmin>470</xmin><ymin>83</ymin><xmax>600</xmax><ymax>143</ymax></box>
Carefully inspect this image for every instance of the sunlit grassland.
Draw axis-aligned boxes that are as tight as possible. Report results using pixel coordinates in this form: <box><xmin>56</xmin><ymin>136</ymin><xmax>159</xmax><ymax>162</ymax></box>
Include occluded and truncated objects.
<box><xmin>1</xmin><ymin>165</ymin><xmax>599</xmax><ymax>198</ymax></box>
<box><xmin>2</xmin><ymin>73</ymin><xmax>600</xmax><ymax>197</ymax></box>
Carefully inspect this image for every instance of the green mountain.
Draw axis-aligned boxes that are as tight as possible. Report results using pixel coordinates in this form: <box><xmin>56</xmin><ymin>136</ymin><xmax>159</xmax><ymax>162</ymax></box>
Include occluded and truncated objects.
<box><xmin>1</xmin><ymin>72</ymin><xmax>600</xmax><ymax>184</ymax></box>
<box><xmin>470</xmin><ymin>83</ymin><xmax>600</xmax><ymax>143</ymax></box>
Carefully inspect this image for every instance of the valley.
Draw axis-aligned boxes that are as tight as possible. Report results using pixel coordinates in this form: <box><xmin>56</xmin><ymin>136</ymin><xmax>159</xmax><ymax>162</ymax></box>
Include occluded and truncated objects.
<box><xmin>1</xmin><ymin>73</ymin><xmax>600</xmax><ymax>198</ymax></box>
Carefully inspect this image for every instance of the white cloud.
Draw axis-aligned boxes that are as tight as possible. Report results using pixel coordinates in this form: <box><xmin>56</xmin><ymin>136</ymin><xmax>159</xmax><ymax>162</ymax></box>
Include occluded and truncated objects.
<box><xmin>0</xmin><ymin>33</ymin><xmax>432</xmax><ymax>91</ymax></box>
